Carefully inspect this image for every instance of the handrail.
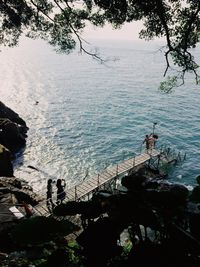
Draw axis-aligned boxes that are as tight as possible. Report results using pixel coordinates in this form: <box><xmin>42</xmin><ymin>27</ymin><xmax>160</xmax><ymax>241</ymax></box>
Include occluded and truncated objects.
<box><xmin>26</xmin><ymin>148</ymin><xmax>161</xmax><ymax>216</ymax></box>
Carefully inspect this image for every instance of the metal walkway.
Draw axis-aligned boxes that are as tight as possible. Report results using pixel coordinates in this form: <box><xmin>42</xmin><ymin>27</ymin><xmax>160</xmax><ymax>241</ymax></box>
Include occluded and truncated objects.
<box><xmin>32</xmin><ymin>149</ymin><xmax>160</xmax><ymax>217</ymax></box>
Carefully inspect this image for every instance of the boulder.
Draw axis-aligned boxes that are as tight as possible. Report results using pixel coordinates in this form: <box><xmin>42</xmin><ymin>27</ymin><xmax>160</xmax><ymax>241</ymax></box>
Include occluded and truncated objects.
<box><xmin>0</xmin><ymin>101</ymin><xmax>27</xmax><ymax>127</ymax></box>
<box><xmin>190</xmin><ymin>186</ymin><xmax>200</xmax><ymax>203</ymax></box>
<box><xmin>0</xmin><ymin>144</ymin><xmax>13</xmax><ymax>177</ymax></box>
<box><xmin>0</xmin><ymin>118</ymin><xmax>26</xmax><ymax>152</ymax></box>
<box><xmin>121</xmin><ymin>172</ymin><xmax>147</xmax><ymax>191</ymax></box>
<box><xmin>196</xmin><ymin>175</ymin><xmax>200</xmax><ymax>185</ymax></box>
<box><xmin>146</xmin><ymin>183</ymin><xmax>189</xmax><ymax>208</ymax></box>
<box><xmin>0</xmin><ymin>177</ymin><xmax>42</xmax><ymax>206</ymax></box>
<box><xmin>76</xmin><ymin>217</ymin><xmax>123</xmax><ymax>266</ymax></box>
<box><xmin>0</xmin><ymin>101</ymin><xmax>28</xmax><ymax>152</ymax></box>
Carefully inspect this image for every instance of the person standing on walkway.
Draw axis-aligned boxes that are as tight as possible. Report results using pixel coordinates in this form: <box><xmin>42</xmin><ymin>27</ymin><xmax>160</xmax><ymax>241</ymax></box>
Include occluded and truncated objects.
<box><xmin>56</xmin><ymin>179</ymin><xmax>66</xmax><ymax>204</ymax></box>
<box><xmin>46</xmin><ymin>179</ymin><xmax>55</xmax><ymax>211</ymax></box>
<box><xmin>21</xmin><ymin>201</ymin><xmax>33</xmax><ymax>218</ymax></box>
<box><xmin>143</xmin><ymin>135</ymin><xmax>150</xmax><ymax>150</ymax></box>
<box><xmin>148</xmin><ymin>133</ymin><xmax>158</xmax><ymax>149</ymax></box>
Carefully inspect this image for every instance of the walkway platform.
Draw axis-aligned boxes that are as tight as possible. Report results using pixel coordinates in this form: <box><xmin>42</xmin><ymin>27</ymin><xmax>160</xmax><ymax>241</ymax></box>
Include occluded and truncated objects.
<box><xmin>32</xmin><ymin>149</ymin><xmax>160</xmax><ymax>217</ymax></box>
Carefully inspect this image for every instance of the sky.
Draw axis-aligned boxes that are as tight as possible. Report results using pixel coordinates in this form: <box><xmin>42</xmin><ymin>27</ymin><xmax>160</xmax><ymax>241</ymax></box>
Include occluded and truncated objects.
<box><xmin>83</xmin><ymin>21</ymin><xmax>144</xmax><ymax>41</ymax></box>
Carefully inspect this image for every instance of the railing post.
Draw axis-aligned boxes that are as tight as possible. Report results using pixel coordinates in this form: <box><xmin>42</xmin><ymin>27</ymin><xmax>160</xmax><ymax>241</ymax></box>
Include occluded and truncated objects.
<box><xmin>177</xmin><ymin>151</ymin><xmax>181</xmax><ymax>162</ymax></box>
<box><xmin>97</xmin><ymin>174</ymin><xmax>100</xmax><ymax>187</ymax></box>
<box><xmin>116</xmin><ymin>164</ymin><xmax>118</xmax><ymax>176</ymax></box>
<box><xmin>133</xmin><ymin>156</ymin><xmax>135</xmax><ymax>167</ymax></box>
<box><xmin>75</xmin><ymin>186</ymin><xmax>77</xmax><ymax>201</ymax></box>
<box><xmin>157</xmin><ymin>154</ymin><xmax>161</xmax><ymax>169</ymax></box>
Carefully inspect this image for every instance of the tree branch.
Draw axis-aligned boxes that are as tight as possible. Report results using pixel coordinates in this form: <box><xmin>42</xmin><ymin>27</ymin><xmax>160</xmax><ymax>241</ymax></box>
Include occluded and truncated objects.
<box><xmin>29</xmin><ymin>0</ymin><xmax>55</xmax><ymax>23</ymax></box>
<box><xmin>155</xmin><ymin>0</ymin><xmax>172</xmax><ymax>50</ymax></box>
<box><xmin>54</xmin><ymin>0</ymin><xmax>105</xmax><ymax>62</ymax></box>
<box><xmin>183</xmin><ymin>1</ymin><xmax>200</xmax><ymax>52</ymax></box>
<box><xmin>164</xmin><ymin>49</ymin><xmax>171</xmax><ymax>77</ymax></box>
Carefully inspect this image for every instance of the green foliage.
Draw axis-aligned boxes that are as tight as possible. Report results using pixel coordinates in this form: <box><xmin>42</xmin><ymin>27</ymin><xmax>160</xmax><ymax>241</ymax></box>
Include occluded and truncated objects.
<box><xmin>11</xmin><ymin>216</ymin><xmax>80</xmax><ymax>245</ymax></box>
<box><xmin>159</xmin><ymin>76</ymin><xmax>178</xmax><ymax>93</ymax></box>
<box><xmin>122</xmin><ymin>239</ymin><xmax>132</xmax><ymax>255</ymax></box>
<box><xmin>66</xmin><ymin>242</ymin><xmax>85</xmax><ymax>267</ymax></box>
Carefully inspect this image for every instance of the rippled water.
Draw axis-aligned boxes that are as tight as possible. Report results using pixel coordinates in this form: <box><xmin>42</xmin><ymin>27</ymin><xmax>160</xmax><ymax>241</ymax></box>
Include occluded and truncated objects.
<box><xmin>0</xmin><ymin>38</ymin><xmax>200</xmax><ymax>193</ymax></box>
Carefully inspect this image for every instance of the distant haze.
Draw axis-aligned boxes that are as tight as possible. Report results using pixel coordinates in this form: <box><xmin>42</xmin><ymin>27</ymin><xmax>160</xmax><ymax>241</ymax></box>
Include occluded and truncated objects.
<box><xmin>83</xmin><ymin>21</ymin><xmax>143</xmax><ymax>41</ymax></box>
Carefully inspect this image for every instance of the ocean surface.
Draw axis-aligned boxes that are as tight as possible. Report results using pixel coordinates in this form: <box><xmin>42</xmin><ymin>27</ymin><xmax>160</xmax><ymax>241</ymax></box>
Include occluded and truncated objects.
<box><xmin>1</xmin><ymin>38</ymin><xmax>200</xmax><ymax>194</ymax></box>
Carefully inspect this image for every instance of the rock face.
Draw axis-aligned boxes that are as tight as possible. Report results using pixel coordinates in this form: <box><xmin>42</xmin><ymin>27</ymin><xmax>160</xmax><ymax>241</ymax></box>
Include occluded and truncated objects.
<box><xmin>0</xmin><ymin>118</ymin><xmax>27</xmax><ymax>152</ymax></box>
<box><xmin>0</xmin><ymin>177</ymin><xmax>43</xmax><ymax>253</ymax></box>
<box><xmin>0</xmin><ymin>101</ymin><xmax>27</xmax><ymax>127</ymax></box>
<box><xmin>0</xmin><ymin>177</ymin><xmax>42</xmax><ymax>206</ymax></box>
<box><xmin>0</xmin><ymin>144</ymin><xmax>13</xmax><ymax>177</ymax></box>
<box><xmin>0</xmin><ymin>101</ymin><xmax>28</xmax><ymax>152</ymax></box>
<box><xmin>0</xmin><ymin>176</ymin><xmax>42</xmax><ymax>230</ymax></box>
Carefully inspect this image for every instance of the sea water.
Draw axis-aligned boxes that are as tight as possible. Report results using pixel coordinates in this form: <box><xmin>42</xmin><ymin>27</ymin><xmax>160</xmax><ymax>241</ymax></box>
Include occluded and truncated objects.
<box><xmin>0</xmin><ymin>38</ymin><xmax>200</xmax><ymax>194</ymax></box>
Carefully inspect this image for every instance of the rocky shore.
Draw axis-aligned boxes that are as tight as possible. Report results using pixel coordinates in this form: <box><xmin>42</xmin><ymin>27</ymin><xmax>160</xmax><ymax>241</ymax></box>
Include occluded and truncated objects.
<box><xmin>0</xmin><ymin>102</ymin><xmax>43</xmax><ymax>264</ymax></box>
<box><xmin>0</xmin><ymin>101</ymin><xmax>42</xmax><ymax>196</ymax></box>
<box><xmin>0</xmin><ymin>101</ymin><xmax>29</xmax><ymax>177</ymax></box>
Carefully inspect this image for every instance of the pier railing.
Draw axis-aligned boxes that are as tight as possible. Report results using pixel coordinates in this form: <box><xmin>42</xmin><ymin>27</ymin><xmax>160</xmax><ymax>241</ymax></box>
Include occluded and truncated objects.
<box><xmin>6</xmin><ymin>144</ymin><xmax>186</xmax><ymax>219</ymax></box>
<box><xmin>23</xmin><ymin>147</ymin><xmax>159</xmax><ymax>217</ymax></box>
<box><xmin>30</xmin><ymin>147</ymin><xmax>161</xmax><ymax>217</ymax></box>
<box><xmin>69</xmin><ymin>148</ymin><xmax>160</xmax><ymax>201</ymax></box>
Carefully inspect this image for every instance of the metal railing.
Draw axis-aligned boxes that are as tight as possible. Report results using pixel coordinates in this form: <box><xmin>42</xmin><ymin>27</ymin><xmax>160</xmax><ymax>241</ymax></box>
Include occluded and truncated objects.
<box><xmin>24</xmin><ymin>142</ymin><xmax>160</xmax><ymax>215</ymax></box>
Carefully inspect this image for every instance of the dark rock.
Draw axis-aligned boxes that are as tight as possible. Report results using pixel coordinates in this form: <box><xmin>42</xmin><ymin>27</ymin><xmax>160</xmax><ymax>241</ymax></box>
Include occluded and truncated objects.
<box><xmin>76</xmin><ymin>217</ymin><xmax>123</xmax><ymax>265</ymax></box>
<box><xmin>45</xmin><ymin>248</ymin><xmax>69</xmax><ymax>267</ymax></box>
<box><xmin>0</xmin><ymin>223</ymin><xmax>18</xmax><ymax>252</ymax></box>
<box><xmin>128</xmin><ymin>240</ymin><xmax>164</xmax><ymax>267</ymax></box>
<box><xmin>12</xmin><ymin>190</ymin><xmax>39</xmax><ymax>206</ymax></box>
<box><xmin>143</xmin><ymin>180</ymin><xmax>160</xmax><ymax>189</ymax></box>
<box><xmin>146</xmin><ymin>183</ymin><xmax>189</xmax><ymax>207</ymax></box>
<box><xmin>0</xmin><ymin>177</ymin><xmax>44</xmax><ymax>249</ymax></box>
<box><xmin>189</xmin><ymin>213</ymin><xmax>200</xmax><ymax>240</ymax></box>
<box><xmin>190</xmin><ymin>186</ymin><xmax>200</xmax><ymax>203</ymax></box>
<box><xmin>0</xmin><ymin>252</ymin><xmax>8</xmax><ymax>262</ymax></box>
<box><xmin>196</xmin><ymin>175</ymin><xmax>200</xmax><ymax>185</ymax></box>
<box><xmin>169</xmin><ymin>184</ymin><xmax>189</xmax><ymax>204</ymax></box>
<box><xmin>53</xmin><ymin>200</ymin><xmax>104</xmax><ymax>219</ymax></box>
<box><xmin>0</xmin><ymin>177</ymin><xmax>42</xmax><ymax>206</ymax></box>
<box><xmin>0</xmin><ymin>177</ymin><xmax>23</xmax><ymax>190</ymax></box>
<box><xmin>121</xmin><ymin>172</ymin><xmax>147</xmax><ymax>190</ymax></box>
<box><xmin>0</xmin><ymin>118</ymin><xmax>26</xmax><ymax>152</ymax></box>
<box><xmin>0</xmin><ymin>144</ymin><xmax>13</xmax><ymax>177</ymax></box>
<box><xmin>0</xmin><ymin>101</ymin><xmax>28</xmax><ymax>152</ymax></box>
<box><xmin>167</xmin><ymin>223</ymin><xmax>200</xmax><ymax>254</ymax></box>
<box><xmin>0</xmin><ymin>101</ymin><xmax>27</xmax><ymax>128</ymax></box>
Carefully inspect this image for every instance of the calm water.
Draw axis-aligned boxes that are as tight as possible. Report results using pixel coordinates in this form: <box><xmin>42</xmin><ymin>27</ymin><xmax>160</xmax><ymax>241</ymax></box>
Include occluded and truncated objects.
<box><xmin>0</xmin><ymin>38</ymin><xmax>200</xmax><ymax>193</ymax></box>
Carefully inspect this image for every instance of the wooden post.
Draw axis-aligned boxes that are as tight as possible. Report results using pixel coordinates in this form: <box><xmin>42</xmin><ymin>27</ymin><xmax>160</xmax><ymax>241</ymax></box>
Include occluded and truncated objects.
<box><xmin>97</xmin><ymin>174</ymin><xmax>100</xmax><ymax>187</ymax></box>
<box><xmin>116</xmin><ymin>164</ymin><xmax>118</xmax><ymax>176</ymax></box>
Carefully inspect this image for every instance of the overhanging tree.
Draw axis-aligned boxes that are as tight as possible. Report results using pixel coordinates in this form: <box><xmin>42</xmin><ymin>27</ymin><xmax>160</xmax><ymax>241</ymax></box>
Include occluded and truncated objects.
<box><xmin>0</xmin><ymin>0</ymin><xmax>200</xmax><ymax>89</ymax></box>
